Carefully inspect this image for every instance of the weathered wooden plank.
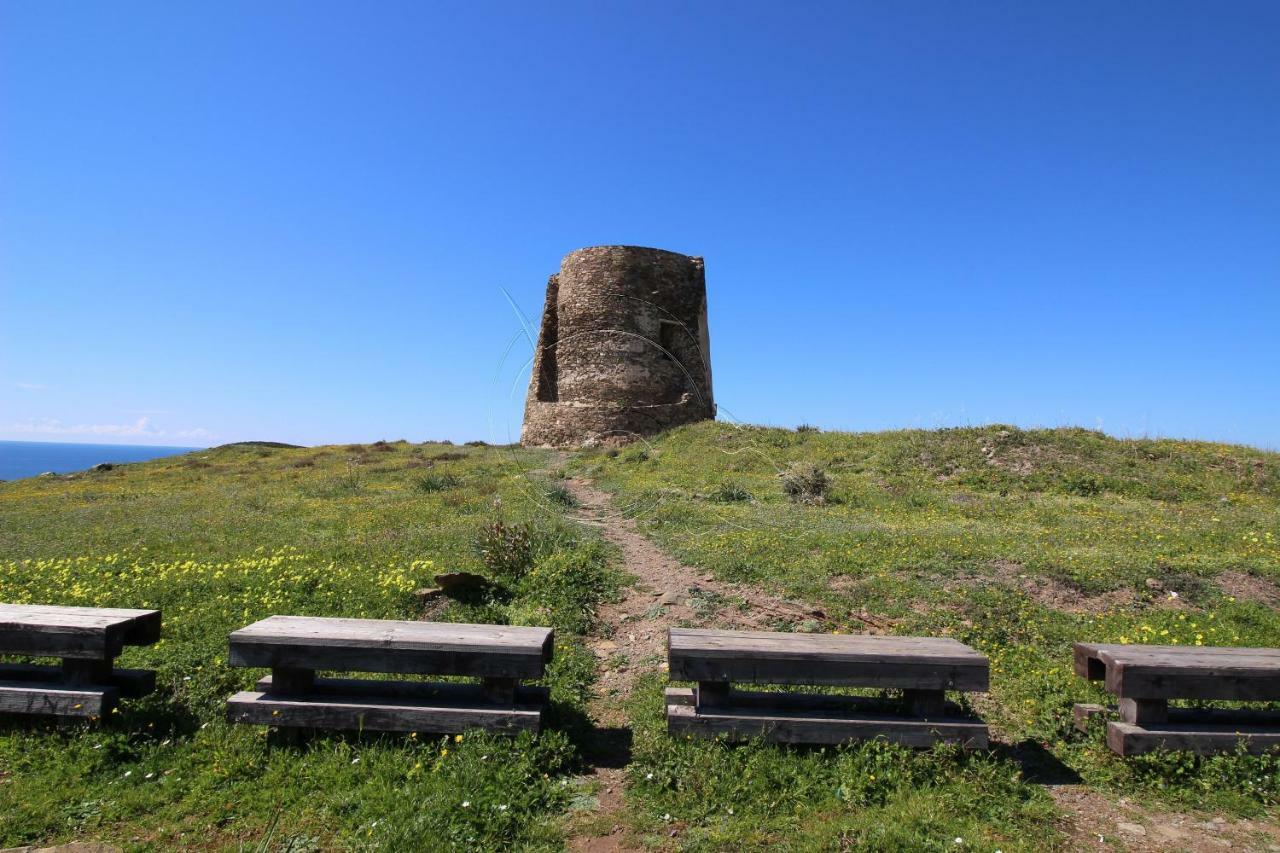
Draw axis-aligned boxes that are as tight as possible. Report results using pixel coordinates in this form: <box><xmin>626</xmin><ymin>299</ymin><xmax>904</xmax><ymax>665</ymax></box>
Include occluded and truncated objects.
<box><xmin>61</xmin><ymin>659</ymin><xmax>114</xmax><ymax>685</ymax></box>
<box><xmin>666</xmin><ymin>686</ymin><xmax>971</xmax><ymax>717</ymax></box>
<box><xmin>0</xmin><ymin>604</ymin><xmax>160</xmax><ymax>659</ymax></box>
<box><xmin>696</xmin><ymin>681</ymin><xmax>731</xmax><ymax>709</ymax></box>
<box><xmin>669</xmin><ymin>629</ymin><xmax>988</xmax><ymax>691</ymax></box>
<box><xmin>1119</xmin><ymin>697</ymin><xmax>1168</xmax><ymax>725</ymax></box>
<box><xmin>481</xmin><ymin>677</ymin><xmax>517</xmax><ymax>706</ymax></box>
<box><xmin>1072</xmin><ymin>703</ymin><xmax>1109</xmax><ymax>732</ymax></box>
<box><xmin>0</xmin><ymin>681</ymin><xmax>116</xmax><ymax>717</ymax></box>
<box><xmin>0</xmin><ymin>663</ymin><xmax>155</xmax><ymax>698</ymax></box>
<box><xmin>227</xmin><ymin>690</ymin><xmax>543</xmax><ymax>734</ymax></box>
<box><xmin>270</xmin><ymin>667</ymin><xmax>315</xmax><ymax>695</ymax></box>
<box><xmin>254</xmin><ymin>674</ymin><xmax>549</xmax><ymax>706</ymax></box>
<box><xmin>665</xmin><ymin>689</ymin><xmax>987</xmax><ymax>748</ymax></box>
<box><xmin>1107</xmin><ymin>720</ymin><xmax>1280</xmax><ymax>756</ymax></box>
<box><xmin>1075</xmin><ymin>642</ymin><xmax>1280</xmax><ymax>701</ymax></box>
<box><xmin>229</xmin><ymin>616</ymin><xmax>553</xmax><ymax>679</ymax></box>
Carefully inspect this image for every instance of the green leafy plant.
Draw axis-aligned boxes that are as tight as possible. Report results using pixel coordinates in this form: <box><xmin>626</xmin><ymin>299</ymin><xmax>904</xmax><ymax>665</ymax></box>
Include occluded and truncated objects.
<box><xmin>415</xmin><ymin>472</ymin><xmax>460</xmax><ymax>492</ymax></box>
<box><xmin>476</xmin><ymin>519</ymin><xmax>534</xmax><ymax>582</ymax></box>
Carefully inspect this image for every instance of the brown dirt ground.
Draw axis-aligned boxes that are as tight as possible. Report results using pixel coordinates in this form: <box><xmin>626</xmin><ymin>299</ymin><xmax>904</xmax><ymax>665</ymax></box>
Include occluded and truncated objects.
<box><xmin>1049</xmin><ymin>786</ymin><xmax>1280</xmax><ymax>852</ymax></box>
<box><xmin>1217</xmin><ymin>570</ymin><xmax>1280</xmax><ymax>608</ymax></box>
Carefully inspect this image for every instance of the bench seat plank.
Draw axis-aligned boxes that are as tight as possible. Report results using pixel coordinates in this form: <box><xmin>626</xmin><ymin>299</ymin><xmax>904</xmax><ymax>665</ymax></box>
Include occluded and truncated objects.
<box><xmin>1108</xmin><ymin>720</ymin><xmax>1280</xmax><ymax>756</ymax></box>
<box><xmin>1075</xmin><ymin>643</ymin><xmax>1280</xmax><ymax>701</ymax></box>
<box><xmin>227</xmin><ymin>690</ymin><xmax>543</xmax><ymax>734</ymax></box>
<box><xmin>0</xmin><ymin>663</ymin><xmax>155</xmax><ymax>698</ymax></box>
<box><xmin>254</xmin><ymin>674</ymin><xmax>549</xmax><ymax>706</ymax></box>
<box><xmin>0</xmin><ymin>604</ymin><xmax>161</xmax><ymax>659</ymax></box>
<box><xmin>0</xmin><ymin>681</ymin><xmax>117</xmax><ymax>717</ymax></box>
<box><xmin>229</xmin><ymin>616</ymin><xmax>553</xmax><ymax>679</ymax></box>
<box><xmin>666</xmin><ymin>688</ymin><xmax>987</xmax><ymax>748</ymax></box>
<box><xmin>669</xmin><ymin>628</ymin><xmax>988</xmax><ymax>691</ymax></box>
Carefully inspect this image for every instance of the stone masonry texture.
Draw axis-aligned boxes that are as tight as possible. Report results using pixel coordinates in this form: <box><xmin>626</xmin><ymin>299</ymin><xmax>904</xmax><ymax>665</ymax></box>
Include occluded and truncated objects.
<box><xmin>521</xmin><ymin>246</ymin><xmax>715</xmax><ymax>447</ymax></box>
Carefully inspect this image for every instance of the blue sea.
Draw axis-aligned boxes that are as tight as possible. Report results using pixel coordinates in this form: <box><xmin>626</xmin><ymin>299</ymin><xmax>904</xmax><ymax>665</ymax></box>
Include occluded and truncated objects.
<box><xmin>0</xmin><ymin>440</ymin><xmax>204</xmax><ymax>481</ymax></box>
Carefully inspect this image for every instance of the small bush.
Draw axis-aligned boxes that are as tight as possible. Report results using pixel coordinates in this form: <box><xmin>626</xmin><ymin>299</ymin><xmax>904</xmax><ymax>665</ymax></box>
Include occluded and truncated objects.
<box><xmin>416</xmin><ymin>473</ymin><xmax>460</xmax><ymax>492</ymax></box>
<box><xmin>476</xmin><ymin>520</ymin><xmax>534</xmax><ymax>583</ymax></box>
<box><xmin>544</xmin><ymin>483</ymin><xmax>578</xmax><ymax>508</ymax></box>
<box><xmin>711</xmin><ymin>480</ymin><xmax>753</xmax><ymax>503</ymax></box>
<box><xmin>781</xmin><ymin>462</ymin><xmax>830</xmax><ymax>504</ymax></box>
<box><xmin>372</xmin><ymin>440</ymin><xmax>396</xmax><ymax>452</ymax></box>
<box><xmin>796</xmin><ymin>424</ymin><xmax>820</xmax><ymax>433</ymax></box>
<box><xmin>433</xmin><ymin>451</ymin><xmax>468</xmax><ymax>462</ymax></box>
<box><xmin>465</xmin><ymin>440</ymin><xmax>489</xmax><ymax>447</ymax></box>
<box><xmin>1061</xmin><ymin>472</ymin><xmax>1104</xmax><ymax>496</ymax></box>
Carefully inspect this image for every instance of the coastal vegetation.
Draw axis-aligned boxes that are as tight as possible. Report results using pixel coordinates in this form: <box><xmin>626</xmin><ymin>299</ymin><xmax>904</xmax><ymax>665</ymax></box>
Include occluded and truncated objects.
<box><xmin>0</xmin><ymin>441</ymin><xmax>619</xmax><ymax>849</ymax></box>
<box><xmin>573</xmin><ymin>422</ymin><xmax>1280</xmax><ymax>847</ymax></box>
<box><xmin>1</xmin><ymin>424</ymin><xmax>1278</xmax><ymax>849</ymax></box>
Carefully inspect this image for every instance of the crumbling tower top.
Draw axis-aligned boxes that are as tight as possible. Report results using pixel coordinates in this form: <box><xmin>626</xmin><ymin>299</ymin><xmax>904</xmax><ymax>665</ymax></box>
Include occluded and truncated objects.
<box><xmin>521</xmin><ymin>246</ymin><xmax>715</xmax><ymax>447</ymax></box>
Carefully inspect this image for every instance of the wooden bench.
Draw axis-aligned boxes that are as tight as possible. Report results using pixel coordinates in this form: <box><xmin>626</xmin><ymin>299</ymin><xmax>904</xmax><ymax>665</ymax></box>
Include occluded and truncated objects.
<box><xmin>226</xmin><ymin>615</ymin><xmax>554</xmax><ymax>735</ymax></box>
<box><xmin>1074</xmin><ymin>642</ymin><xmax>1280</xmax><ymax>755</ymax></box>
<box><xmin>666</xmin><ymin>628</ymin><xmax>990</xmax><ymax>748</ymax></box>
<box><xmin>0</xmin><ymin>603</ymin><xmax>160</xmax><ymax>719</ymax></box>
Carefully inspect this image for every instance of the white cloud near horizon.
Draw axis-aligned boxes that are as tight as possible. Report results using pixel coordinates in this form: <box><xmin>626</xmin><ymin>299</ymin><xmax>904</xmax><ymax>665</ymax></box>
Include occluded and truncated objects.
<box><xmin>4</xmin><ymin>417</ymin><xmax>215</xmax><ymax>443</ymax></box>
<box><xmin>16</xmin><ymin>382</ymin><xmax>48</xmax><ymax>391</ymax></box>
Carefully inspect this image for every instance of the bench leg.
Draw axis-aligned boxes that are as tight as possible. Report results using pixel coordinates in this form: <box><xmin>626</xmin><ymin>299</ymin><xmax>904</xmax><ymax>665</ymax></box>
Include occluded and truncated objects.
<box><xmin>482</xmin><ymin>677</ymin><xmax>517</xmax><ymax>706</ymax></box>
<box><xmin>61</xmin><ymin>659</ymin><xmax>113</xmax><ymax>685</ymax></box>
<box><xmin>1119</xmin><ymin>697</ymin><xmax>1168</xmax><ymax>725</ymax></box>
<box><xmin>271</xmin><ymin>667</ymin><xmax>315</xmax><ymax>695</ymax></box>
<box><xmin>904</xmin><ymin>689</ymin><xmax>946</xmax><ymax>718</ymax></box>
<box><xmin>696</xmin><ymin>681</ymin><xmax>731</xmax><ymax>710</ymax></box>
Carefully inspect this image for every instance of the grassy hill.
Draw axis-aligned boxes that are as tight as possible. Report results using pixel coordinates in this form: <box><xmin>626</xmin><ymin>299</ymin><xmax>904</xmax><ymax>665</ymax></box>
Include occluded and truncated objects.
<box><xmin>0</xmin><ymin>441</ymin><xmax>618</xmax><ymax>849</ymax></box>
<box><xmin>569</xmin><ymin>422</ymin><xmax>1280</xmax><ymax>846</ymax></box>
<box><xmin>1</xmin><ymin>425</ymin><xmax>1278</xmax><ymax>850</ymax></box>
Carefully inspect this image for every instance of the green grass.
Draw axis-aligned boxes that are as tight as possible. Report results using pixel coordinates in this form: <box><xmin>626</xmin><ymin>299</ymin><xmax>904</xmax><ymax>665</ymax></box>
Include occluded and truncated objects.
<box><xmin>4</xmin><ymin>424</ymin><xmax>1280</xmax><ymax>850</ymax></box>
<box><xmin>571</xmin><ymin>421</ymin><xmax>1280</xmax><ymax>847</ymax></box>
<box><xmin>0</xmin><ymin>441</ymin><xmax>619</xmax><ymax>850</ymax></box>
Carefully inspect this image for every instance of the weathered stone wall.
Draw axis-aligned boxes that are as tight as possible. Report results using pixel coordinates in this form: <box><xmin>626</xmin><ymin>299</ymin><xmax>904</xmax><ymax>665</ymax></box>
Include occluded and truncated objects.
<box><xmin>522</xmin><ymin>246</ymin><xmax>715</xmax><ymax>447</ymax></box>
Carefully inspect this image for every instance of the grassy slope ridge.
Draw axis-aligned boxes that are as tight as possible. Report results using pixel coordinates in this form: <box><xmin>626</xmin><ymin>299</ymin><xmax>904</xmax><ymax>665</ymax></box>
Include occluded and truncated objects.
<box><xmin>0</xmin><ymin>441</ymin><xmax>618</xmax><ymax>850</ymax></box>
<box><xmin>572</xmin><ymin>422</ymin><xmax>1280</xmax><ymax>850</ymax></box>
<box><xmin>2</xmin><ymin>426</ymin><xmax>1278</xmax><ymax>851</ymax></box>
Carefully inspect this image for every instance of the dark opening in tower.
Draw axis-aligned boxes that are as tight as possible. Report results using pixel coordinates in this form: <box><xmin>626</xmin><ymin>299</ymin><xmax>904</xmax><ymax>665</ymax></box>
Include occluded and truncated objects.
<box><xmin>534</xmin><ymin>275</ymin><xmax>559</xmax><ymax>402</ymax></box>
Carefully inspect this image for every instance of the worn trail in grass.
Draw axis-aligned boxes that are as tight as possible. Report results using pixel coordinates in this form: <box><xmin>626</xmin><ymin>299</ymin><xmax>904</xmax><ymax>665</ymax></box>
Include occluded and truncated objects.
<box><xmin>560</xmin><ymin>475</ymin><xmax>816</xmax><ymax>851</ymax></box>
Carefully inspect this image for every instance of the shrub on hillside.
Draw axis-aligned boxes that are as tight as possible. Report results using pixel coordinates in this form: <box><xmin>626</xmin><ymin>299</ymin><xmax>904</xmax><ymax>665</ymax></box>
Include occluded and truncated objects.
<box><xmin>416</xmin><ymin>473</ymin><xmax>460</xmax><ymax>492</ymax></box>
<box><xmin>711</xmin><ymin>480</ymin><xmax>753</xmax><ymax>503</ymax></box>
<box><xmin>476</xmin><ymin>519</ymin><xmax>534</xmax><ymax>582</ymax></box>
<box><xmin>796</xmin><ymin>424</ymin><xmax>820</xmax><ymax>433</ymax></box>
<box><xmin>544</xmin><ymin>483</ymin><xmax>577</xmax><ymax>507</ymax></box>
<box><xmin>781</xmin><ymin>462</ymin><xmax>830</xmax><ymax>504</ymax></box>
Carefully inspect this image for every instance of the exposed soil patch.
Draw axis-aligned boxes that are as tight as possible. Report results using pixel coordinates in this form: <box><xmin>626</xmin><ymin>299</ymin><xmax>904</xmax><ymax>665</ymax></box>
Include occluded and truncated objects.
<box><xmin>1049</xmin><ymin>785</ymin><xmax>1280</xmax><ymax>852</ymax></box>
<box><xmin>1216</xmin><ymin>570</ymin><xmax>1280</xmax><ymax>608</ymax></box>
<box><xmin>948</xmin><ymin>560</ymin><xmax>1138</xmax><ymax>614</ymax></box>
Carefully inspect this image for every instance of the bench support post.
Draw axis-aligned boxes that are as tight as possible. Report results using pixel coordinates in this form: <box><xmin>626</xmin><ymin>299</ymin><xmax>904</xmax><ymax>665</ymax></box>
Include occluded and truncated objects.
<box><xmin>482</xmin><ymin>677</ymin><xmax>517</xmax><ymax>706</ymax></box>
<box><xmin>1119</xmin><ymin>697</ymin><xmax>1168</xmax><ymax>725</ymax></box>
<box><xmin>61</xmin><ymin>659</ymin><xmax>113</xmax><ymax>685</ymax></box>
<box><xmin>904</xmin><ymin>689</ymin><xmax>945</xmax><ymax>718</ymax></box>
<box><xmin>696</xmin><ymin>681</ymin><xmax>731</xmax><ymax>709</ymax></box>
<box><xmin>271</xmin><ymin>667</ymin><xmax>315</xmax><ymax>695</ymax></box>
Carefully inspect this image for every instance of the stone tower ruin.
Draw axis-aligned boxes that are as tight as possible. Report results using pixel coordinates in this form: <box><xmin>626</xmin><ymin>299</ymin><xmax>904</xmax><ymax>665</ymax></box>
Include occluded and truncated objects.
<box><xmin>521</xmin><ymin>246</ymin><xmax>715</xmax><ymax>447</ymax></box>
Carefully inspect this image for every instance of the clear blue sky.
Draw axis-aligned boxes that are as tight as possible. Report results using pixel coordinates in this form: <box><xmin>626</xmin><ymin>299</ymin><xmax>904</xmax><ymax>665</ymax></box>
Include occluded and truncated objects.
<box><xmin>3</xmin><ymin>2</ymin><xmax>1277</xmax><ymax>449</ymax></box>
